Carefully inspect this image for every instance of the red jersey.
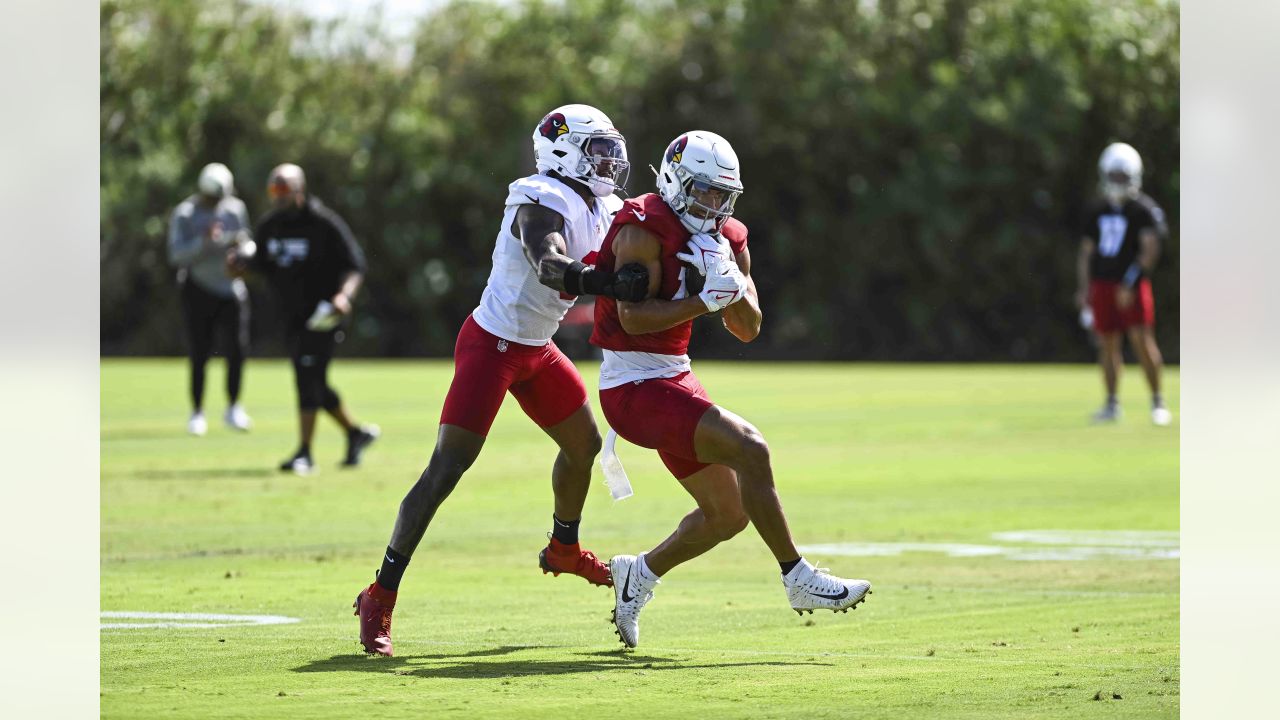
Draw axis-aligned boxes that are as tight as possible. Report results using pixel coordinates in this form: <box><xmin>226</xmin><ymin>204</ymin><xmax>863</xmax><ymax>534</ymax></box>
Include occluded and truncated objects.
<box><xmin>590</xmin><ymin>193</ymin><xmax>748</xmax><ymax>356</ymax></box>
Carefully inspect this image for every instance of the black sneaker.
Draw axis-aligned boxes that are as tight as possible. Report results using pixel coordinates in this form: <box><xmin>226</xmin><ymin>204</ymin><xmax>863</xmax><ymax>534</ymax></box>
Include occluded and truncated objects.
<box><xmin>279</xmin><ymin>449</ymin><xmax>314</xmax><ymax>475</ymax></box>
<box><xmin>344</xmin><ymin>424</ymin><xmax>381</xmax><ymax>466</ymax></box>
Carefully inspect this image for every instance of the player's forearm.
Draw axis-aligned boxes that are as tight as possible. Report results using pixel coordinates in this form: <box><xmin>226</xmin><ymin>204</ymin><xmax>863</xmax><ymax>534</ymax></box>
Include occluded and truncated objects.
<box><xmin>1076</xmin><ymin>250</ymin><xmax>1091</xmax><ymax>293</ymax></box>
<box><xmin>337</xmin><ymin>271</ymin><xmax>362</xmax><ymax>301</ymax></box>
<box><xmin>1139</xmin><ymin>243</ymin><xmax>1160</xmax><ymax>272</ymax></box>
<box><xmin>520</xmin><ymin>228</ymin><xmax>572</xmax><ymax>292</ymax></box>
<box><xmin>535</xmin><ymin>251</ymin><xmax>573</xmax><ymax>293</ymax></box>
<box><xmin>618</xmin><ymin>297</ymin><xmax>707</xmax><ymax>335</ymax></box>
<box><xmin>722</xmin><ymin>288</ymin><xmax>761</xmax><ymax>342</ymax></box>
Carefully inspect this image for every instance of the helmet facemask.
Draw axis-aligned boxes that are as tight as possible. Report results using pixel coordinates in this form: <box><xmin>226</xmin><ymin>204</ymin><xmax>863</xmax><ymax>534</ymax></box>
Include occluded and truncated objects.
<box><xmin>577</xmin><ymin>134</ymin><xmax>630</xmax><ymax>197</ymax></box>
<box><xmin>1100</xmin><ymin>169</ymin><xmax>1139</xmax><ymax>206</ymax></box>
<box><xmin>664</xmin><ymin>163</ymin><xmax>741</xmax><ymax>234</ymax></box>
<box><xmin>680</xmin><ymin>176</ymin><xmax>740</xmax><ymax>233</ymax></box>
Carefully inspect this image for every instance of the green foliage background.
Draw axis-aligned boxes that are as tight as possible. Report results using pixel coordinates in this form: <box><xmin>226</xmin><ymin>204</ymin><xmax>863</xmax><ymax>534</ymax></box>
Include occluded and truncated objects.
<box><xmin>100</xmin><ymin>0</ymin><xmax>1179</xmax><ymax>360</ymax></box>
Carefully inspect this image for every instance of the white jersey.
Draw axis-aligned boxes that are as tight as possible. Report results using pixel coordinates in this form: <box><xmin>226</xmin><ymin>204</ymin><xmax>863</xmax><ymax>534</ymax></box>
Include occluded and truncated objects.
<box><xmin>472</xmin><ymin>174</ymin><xmax>622</xmax><ymax>346</ymax></box>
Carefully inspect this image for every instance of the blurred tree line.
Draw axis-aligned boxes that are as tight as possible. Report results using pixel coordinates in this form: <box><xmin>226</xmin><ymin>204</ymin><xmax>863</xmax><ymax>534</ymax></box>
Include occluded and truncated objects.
<box><xmin>101</xmin><ymin>0</ymin><xmax>1179</xmax><ymax>361</ymax></box>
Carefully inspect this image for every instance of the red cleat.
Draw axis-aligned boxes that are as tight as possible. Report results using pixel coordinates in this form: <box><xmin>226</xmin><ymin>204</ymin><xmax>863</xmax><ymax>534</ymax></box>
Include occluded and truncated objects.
<box><xmin>353</xmin><ymin>581</ymin><xmax>396</xmax><ymax>656</ymax></box>
<box><xmin>538</xmin><ymin>537</ymin><xmax>613</xmax><ymax>587</ymax></box>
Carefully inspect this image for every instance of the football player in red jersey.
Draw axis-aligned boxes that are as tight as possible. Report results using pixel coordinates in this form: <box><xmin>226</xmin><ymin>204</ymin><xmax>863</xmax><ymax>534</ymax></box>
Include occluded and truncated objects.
<box><xmin>590</xmin><ymin>131</ymin><xmax>872</xmax><ymax>648</ymax></box>
<box><xmin>1075</xmin><ymin>143</ymin><xmax>1172</xmax><ymax>426</ymax></box>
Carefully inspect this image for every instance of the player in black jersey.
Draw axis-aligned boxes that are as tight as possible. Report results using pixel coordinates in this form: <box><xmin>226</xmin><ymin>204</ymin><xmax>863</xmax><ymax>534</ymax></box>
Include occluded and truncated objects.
<box><xmin>1074</xmin><ymin>143</ymin><xmax>1172</xmax><ymax>426</ymax></box>
<box><xmin>229</xmin><ymin>164</ymin><xmax>380</xmax><ymax>473</ymax></box>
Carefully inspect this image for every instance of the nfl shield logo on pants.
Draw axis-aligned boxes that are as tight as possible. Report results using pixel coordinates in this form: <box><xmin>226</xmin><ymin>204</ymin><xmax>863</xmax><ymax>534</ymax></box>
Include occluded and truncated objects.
<box><xmin>496</xmin><ymin>339</ymin><xmax>508</xmax><ymax>353</ymax></box>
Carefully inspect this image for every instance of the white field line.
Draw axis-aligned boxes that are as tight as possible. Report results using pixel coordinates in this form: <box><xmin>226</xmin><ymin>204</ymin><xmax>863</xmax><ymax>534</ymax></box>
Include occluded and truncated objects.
<box><xmin>800</xmin><ymin>529</ymin><xmax>1181</xmax><ymax>562</ymax></box>
<box><xmin>100</xmin><ymin>611</ymin><xmax>300</xmax><ymax>629</ymax></box>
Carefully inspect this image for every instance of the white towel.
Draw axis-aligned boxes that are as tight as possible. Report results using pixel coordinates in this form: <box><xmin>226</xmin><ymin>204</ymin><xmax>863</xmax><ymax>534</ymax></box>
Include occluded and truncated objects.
<box><xmin>600</xmin><ymin>428</ymin><xmax>633</xmax><ymax>501</ymax></box>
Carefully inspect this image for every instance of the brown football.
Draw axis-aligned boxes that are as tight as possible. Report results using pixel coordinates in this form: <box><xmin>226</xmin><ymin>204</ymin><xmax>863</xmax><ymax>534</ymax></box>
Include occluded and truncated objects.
<box><xmin>682</xmin><ymin>263</ymin><xmax>705</xmax><ymax>296</ymax></box>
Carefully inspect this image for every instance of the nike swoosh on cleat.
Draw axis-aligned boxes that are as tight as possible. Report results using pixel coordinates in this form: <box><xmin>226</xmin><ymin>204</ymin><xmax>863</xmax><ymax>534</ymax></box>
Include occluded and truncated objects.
<box><xmin>811</xmin><ymin>587</ymin><xmax>849</xmax><ymax>601</ymax></box>
<box><xmin>620</xmin><ymin>567</ymin><xmax>636</xmax><ymax>603</ymax></box>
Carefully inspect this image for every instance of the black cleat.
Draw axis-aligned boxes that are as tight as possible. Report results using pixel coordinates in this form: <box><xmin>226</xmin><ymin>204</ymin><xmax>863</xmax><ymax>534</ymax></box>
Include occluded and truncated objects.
<box><xmin>343</xmin><ymin>424</ymin><xmax>381</xmax><ymax>467</ymax></box>
<box><xmin>279</xmin><ymin>449</ymin><xmax>314</xmax><ymax>476</ymax></box>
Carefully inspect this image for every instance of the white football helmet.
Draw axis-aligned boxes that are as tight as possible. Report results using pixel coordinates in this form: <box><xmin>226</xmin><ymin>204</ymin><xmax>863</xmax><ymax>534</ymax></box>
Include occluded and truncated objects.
<box><xmin>532</xmin><ymin>104</ymin><xmax>629</xmax><ymax>197</ymax></box>
<box><xmin>1098</xmin><ymin>142</ymin><xmax>1143</xmax><ymax>205</ymax></box>
<box><xmin>197</xmin><ymin>162</ymin><xmax>235</xmax><ymax>198</ymax></box>
<box><xmin>655</xmin><ymin>131</ymin><xmax>743</xmax><ymax>234</ymax></box>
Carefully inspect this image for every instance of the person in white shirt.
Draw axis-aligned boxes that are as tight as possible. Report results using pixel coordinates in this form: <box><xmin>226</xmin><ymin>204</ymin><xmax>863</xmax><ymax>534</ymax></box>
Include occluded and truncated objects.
<box><xmin>353</xmin><ymin>105</ymin><xmax>649</xmax><ymax>657</ymax></box>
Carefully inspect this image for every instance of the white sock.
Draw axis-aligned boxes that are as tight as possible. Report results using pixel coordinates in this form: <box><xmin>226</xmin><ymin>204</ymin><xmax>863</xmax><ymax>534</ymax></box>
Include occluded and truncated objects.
<box><xmin>635</xmin><ymin>553</ymin><xmax>661</xmax><ymax>586</ymax></box>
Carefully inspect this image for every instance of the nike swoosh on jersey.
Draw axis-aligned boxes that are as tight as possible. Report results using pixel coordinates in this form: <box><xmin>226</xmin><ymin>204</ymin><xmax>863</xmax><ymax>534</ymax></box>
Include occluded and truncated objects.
<box><xmin>620</xmin><ymin>567</ymin><xmax>637</xmax><ymax>603</ymax></box>
<box><xmin>810</xmin><ymin>586</ymin><xmax>849</xmax><ymax>601</ymax></box>
<box><xmin>631</xmin><ymin>209</ymin><xmax>646</xmax><ymax>221</ymax></box>
<box><xmin>523</xmin><ymin>193</ymin><xmax>541</xmax><ymax>204</ymax></box>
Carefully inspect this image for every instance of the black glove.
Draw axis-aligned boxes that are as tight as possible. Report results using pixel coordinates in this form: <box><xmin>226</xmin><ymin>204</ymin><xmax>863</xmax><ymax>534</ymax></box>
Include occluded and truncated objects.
<box><xmin>605</xmin><ymin>263</ymin><xmax>650</xmax><ymax>302</ymax></box>
<box><xmin>565</xmin><ymin>261</ymin><xmax>650</xmax><ymax>302</ymax></box>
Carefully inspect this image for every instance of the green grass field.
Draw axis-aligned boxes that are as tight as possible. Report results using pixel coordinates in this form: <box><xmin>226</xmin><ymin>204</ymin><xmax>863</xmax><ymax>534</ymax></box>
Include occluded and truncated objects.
<box><xmin>101</xmin><ymin>359</ymin><xmax>1178</xmax><ymax>719</ymax></box>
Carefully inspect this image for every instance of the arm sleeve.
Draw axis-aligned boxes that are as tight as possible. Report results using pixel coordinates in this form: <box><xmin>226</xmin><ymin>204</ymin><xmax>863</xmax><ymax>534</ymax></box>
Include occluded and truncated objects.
<box><xmin>167</xmin><ymin>206</ymin><xmax>200</xmax><ymax>267</ymax></box>
<box><xmin>1141</xmin><ymin>202</ymin><xmax>1170</xmax><ymax>240</ymax></box>
<box><xmin>324</xmin><ymin>209</ymin><xmax>367</xmax><ymax>274</ymax></box>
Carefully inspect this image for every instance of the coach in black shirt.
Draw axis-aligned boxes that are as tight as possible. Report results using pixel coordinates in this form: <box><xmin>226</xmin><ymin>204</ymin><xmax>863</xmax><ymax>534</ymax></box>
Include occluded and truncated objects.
<box><xmin>230</xmin><ymin>163</ymin><xmax>379</xmax><ymax>474</ymax></box>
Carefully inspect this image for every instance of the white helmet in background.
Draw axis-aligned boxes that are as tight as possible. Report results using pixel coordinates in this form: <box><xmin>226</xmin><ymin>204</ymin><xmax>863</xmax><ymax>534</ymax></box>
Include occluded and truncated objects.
<box><xmin>197</xmin><ymin>162</ymin><xmax>235</xmax><ymax>198</ymax></box>
<box><xmin>1098</xmin><ymin>142</ymin><xmax>1142</xmax><ymax>205</ymax></box>
<box><xmin>655</xmin><ymin>131</ymin><xmax>744</xmax><ymax>234</ymax></box>
<box><xmin>532</xmin><ymin>104</ymin><xmax>629</xmax><ymax>197</ymax></box>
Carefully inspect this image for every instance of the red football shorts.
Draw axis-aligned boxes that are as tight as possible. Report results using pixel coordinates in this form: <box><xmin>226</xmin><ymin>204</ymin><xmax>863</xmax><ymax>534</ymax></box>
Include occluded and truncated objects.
<box><xmin>1088</xmin><ymin>279</ymin><xmax>1155</xmax><ymax>334</ymax></box>
<box><xmin>439</xmin><ymin>315</ymin><xmax>588</xmax><ymax>436</ymax></box>
<box><xmin>599</xmin><ymin>371</ymin><xmax>716</xmax><ymax>480</ymax></box>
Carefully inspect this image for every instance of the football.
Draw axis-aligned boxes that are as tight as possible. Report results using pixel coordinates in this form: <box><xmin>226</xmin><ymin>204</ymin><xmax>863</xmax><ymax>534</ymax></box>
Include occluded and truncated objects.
<box><xmin>681</xmin><ymin>263</ymin><xmax>705</xmax><ymax>297</ymax></box>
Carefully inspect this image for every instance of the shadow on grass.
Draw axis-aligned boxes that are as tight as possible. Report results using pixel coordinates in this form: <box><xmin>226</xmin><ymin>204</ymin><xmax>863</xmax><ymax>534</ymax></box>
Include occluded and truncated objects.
<box><xmin>295</xmin><ymin>645</ymin><xmax>831</xmax><ymax>680</ymax></box>
<box><xmin>131</xmin><ymin>467</ymin><xmax>277</xmax><ymax>481</ymax></box>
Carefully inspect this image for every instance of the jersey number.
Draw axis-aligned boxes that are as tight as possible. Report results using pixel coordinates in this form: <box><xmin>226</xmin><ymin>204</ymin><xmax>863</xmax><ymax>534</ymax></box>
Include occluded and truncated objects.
<box><xmin>1097</xmin><ymin>215</ymin><xmax>1128</xmax><ymax>258</ymax></box>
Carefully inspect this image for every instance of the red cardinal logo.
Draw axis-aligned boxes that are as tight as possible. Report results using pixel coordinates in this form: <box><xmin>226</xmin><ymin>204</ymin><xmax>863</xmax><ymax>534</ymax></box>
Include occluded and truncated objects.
<box><xmin>665</xmin><ymin>135</ymin><xmax>688</xmax><ymax>164</ymax></box>
<box><xmin>539</xmin><ymin>113</ymin><xmax>569</xmax><ymax>141</ymax></box>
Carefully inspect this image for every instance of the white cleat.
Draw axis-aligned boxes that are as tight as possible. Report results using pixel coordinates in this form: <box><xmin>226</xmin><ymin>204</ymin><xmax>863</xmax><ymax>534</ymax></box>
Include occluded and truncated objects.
<box><xmin>187</xmin><ymin>412</ymin><xmax>208</xmax><ymax>436</ymax></box>
<box><xmin>1090</xmin><ymin>403</ymin><xmax>1122</xmax><ymax>424</ymax></box>
<box><xmin>224</xmin><ymin>404</ymin><xmax>252</xmax><ymax>432</ymax></box>
<box><xmin>609</xmin><ymin>555</ymin><xmax>657</xmax><ymax>648</ymax></box>
<box><xmin>784</xmin><ymin>559</ymin><xmax>871</xmax><ymax>614</ymax></box>
<box><xmin>1151</xmin><ymin>405</ymin><xmax>1172</xmax><ymax>426</ymax></box>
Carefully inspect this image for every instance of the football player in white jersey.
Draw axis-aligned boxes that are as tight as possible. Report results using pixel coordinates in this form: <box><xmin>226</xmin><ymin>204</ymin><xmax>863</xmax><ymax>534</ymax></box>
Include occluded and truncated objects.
<box><xmin>354</xmin><ymin>105</ymin><xmax>649</xmax><ymax>656</ymax></box>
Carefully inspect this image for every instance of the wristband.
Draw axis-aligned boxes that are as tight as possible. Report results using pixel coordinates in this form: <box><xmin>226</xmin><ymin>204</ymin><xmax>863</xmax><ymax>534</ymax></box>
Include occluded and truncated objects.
<box><xmin>1121</xmin><ymin>262</ymin><xmax>1142</xmax><ymax>288</ymax></box>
